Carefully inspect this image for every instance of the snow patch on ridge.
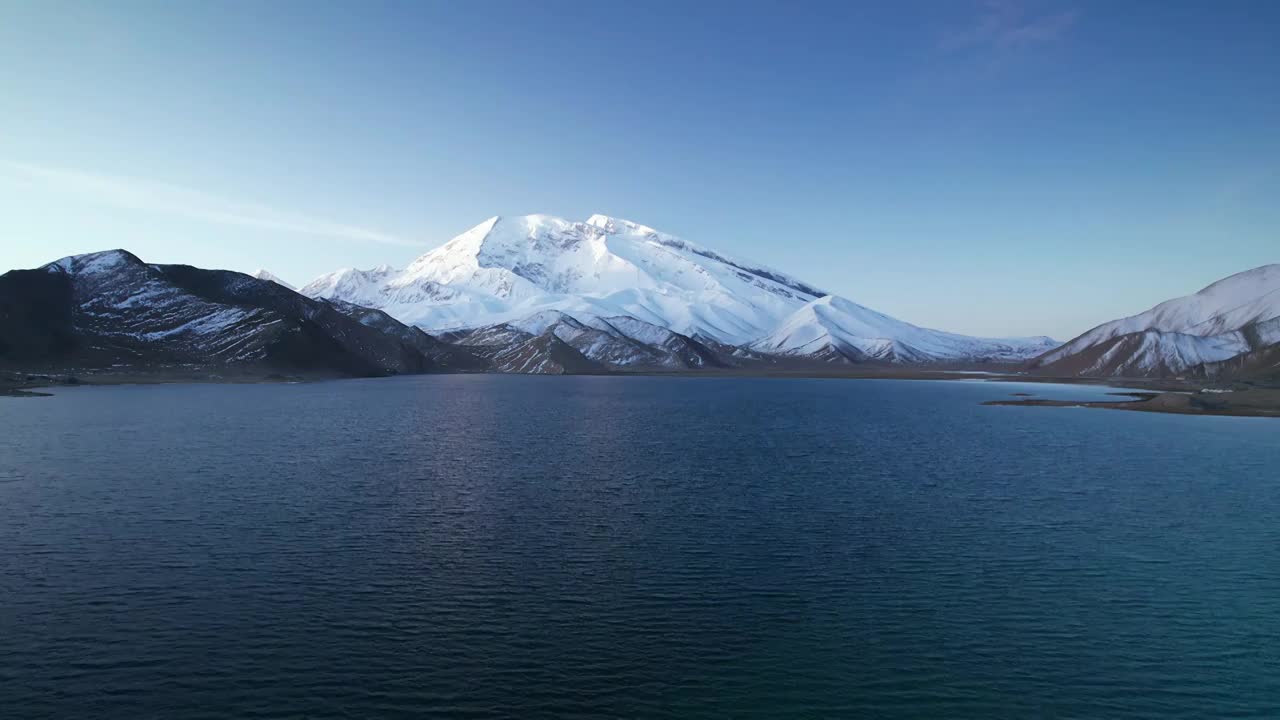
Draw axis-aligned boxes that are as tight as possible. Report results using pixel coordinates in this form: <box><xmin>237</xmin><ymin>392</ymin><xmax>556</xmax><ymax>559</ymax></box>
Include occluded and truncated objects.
<box><xmin>252</xmin><ymin>269</ymin><xmax>296</xmax><ymax>291</ymax></box>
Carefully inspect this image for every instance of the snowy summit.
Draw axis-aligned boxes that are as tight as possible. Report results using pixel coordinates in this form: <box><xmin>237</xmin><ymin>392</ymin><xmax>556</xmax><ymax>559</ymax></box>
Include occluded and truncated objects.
<box><xmin>302</xmin><ymin>214</ymin><xmax>1057</xmax><ymax>364</ymax></box>
<box><xmin>251</xmin><ymin>269</ymin><xmax>296</xmax><ymax>291</ymax></box>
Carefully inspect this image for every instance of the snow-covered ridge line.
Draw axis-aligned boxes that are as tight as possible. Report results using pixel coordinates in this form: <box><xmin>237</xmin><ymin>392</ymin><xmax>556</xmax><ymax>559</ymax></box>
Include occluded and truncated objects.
<box><xmin>1032</xmin><ymin>264</ymin><xmax>1280</xmax><ymax>377</ymax></box>
<box><xmin>583</xmin><ymin>214</ymin><xmax>828</xmax><ymax>300</ymax></box>
<box><xmin>301</xmin><ymin>213</ymin><xmax>1058</xmax><ymax>363</ymax></box>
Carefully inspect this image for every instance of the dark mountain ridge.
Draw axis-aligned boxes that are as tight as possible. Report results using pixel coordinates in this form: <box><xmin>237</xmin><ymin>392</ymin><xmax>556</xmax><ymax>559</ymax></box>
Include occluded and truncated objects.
<box><xmin>0</xmin><ymin>250</ymin><xmax>482</xmax><ymax>379</ymax></box>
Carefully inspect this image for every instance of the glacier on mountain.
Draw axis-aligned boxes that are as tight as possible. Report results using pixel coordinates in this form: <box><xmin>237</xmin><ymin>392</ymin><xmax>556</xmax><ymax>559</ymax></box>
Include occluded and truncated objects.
<box><xmin>303</xmin><ymin>213</ymin><xmax>1057</xmax><ymax>364</ymax></box>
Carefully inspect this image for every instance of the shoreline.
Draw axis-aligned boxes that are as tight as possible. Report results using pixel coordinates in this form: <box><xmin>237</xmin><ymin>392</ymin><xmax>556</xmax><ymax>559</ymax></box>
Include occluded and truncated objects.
<box><xmin>4</xmin><ymin>367</ymin><xmax>1275</xmax><ymax>418</ymax></box>
<box><xmin>984</xmin><ymin>389</ymin><xmax>1280</xmax><ymax>418</ymax></box>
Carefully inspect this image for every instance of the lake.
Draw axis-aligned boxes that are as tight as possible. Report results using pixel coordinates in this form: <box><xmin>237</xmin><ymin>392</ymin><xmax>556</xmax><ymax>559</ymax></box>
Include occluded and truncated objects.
<box><xmin>1</xmin><ymin>376</ymin><xmax>1278</xmax><ymax>718</ymax></box>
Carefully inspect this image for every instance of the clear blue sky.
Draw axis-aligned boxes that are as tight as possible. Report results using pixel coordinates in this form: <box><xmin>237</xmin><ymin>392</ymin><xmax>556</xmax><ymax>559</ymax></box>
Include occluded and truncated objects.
<box><xmin>1</xmin><ymin>0</ymin><xmax>1276</xmax><ymax>339</ymax></box>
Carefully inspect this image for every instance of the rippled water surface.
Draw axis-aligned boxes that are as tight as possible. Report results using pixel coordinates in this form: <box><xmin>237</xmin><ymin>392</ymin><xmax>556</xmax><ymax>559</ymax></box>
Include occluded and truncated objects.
<box><xmin>2</xmin><ymin>376</ymin><xmax>1279</xmax><ymax>718</ymax></box>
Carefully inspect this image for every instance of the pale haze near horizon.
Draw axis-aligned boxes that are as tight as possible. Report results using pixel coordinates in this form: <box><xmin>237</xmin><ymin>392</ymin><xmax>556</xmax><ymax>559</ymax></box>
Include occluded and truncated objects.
<box><xmin>1</xmin><ymin>0</ymin><xmax>1276</xmax><ymax>341</ymax></box>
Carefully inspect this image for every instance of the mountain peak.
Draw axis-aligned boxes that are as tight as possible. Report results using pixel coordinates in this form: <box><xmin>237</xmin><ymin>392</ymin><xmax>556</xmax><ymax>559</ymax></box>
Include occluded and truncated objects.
<box><xmin>251</xmin><ymin>269</ymin><xmax>296</xmax><ymax>291</ymax></box>
<box><xmin>1033</xmin><ymin>262</ymin><xmax>1280</xmax><ymax>376</ymax></box>
<box><xmin>585</xmin><ymin>214</ymin><xmax>657</xmax><ymax>235</ymax></box>
<box><xmin>296</xmin><ymin>212</ymin><xmax>1059</xmax><ymax>364</ymax></box>
<box><xmin>44</xmin><ymin>249</ymin><xmax>143</xmax><ymax>276</ymax></box>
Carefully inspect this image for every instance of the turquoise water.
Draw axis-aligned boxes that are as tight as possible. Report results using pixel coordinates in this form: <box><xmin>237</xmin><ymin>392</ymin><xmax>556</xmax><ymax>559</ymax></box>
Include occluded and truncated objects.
<box><xmin>1</xmin><ymin>376</ymin><xmax>1277</xmax><ymax>718</ymax></box>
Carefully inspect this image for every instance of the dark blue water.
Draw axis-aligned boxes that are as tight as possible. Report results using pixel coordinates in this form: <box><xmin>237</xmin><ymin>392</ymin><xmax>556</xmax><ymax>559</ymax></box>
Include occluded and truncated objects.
<box><xmin>1</xmin><ymin>376</ymin><xmax>1278</xmax><ymax>718</ymax></box>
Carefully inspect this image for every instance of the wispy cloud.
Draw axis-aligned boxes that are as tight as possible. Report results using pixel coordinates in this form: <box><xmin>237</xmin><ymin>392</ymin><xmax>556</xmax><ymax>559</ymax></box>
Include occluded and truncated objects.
<box><xmin>939</xmin><ymin>0</ymin><xmax>1079</xmax><ymax>53</ymax></box>
<box><xmin>1</xmin><ymin>161</ymin><xmax>422</xmax><ymax>247</ymax></box>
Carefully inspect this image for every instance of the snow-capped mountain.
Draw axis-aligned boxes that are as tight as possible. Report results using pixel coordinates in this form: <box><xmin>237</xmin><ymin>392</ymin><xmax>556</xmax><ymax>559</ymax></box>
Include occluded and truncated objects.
<box><xmin>302</xmin><ymin>214</ymin><xmax>825</xmax><ymax>344</ymax></box>
<box><xmin>752</xmin><ymin>295</ymin><xmax>1059</xmax><ymax>363</ymax></box>
<box><xmin>0</xmin><ymin>250</ymin><xmax>479</xmax><ymax>377</ymax></box>
<box><xmin>303</xmin><ymin>213</ymin><xmax>1056</xmax><ymax>366</ymax></box>
<box><xmin>252</xmin><ymin>269</ymin><xmax>295</xmax><ymax>291</ymax></box>
<box><xmin>1030</xmin><ymin>264</ymin><xmax>1280</xmax><ymax>378</ymax></box>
